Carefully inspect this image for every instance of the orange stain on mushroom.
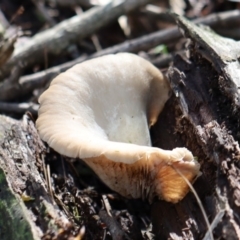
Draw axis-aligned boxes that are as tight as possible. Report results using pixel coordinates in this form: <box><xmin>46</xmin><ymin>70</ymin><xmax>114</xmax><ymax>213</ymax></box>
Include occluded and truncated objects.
<box><xmin>85</xmin><ymin>147</ymin><xmax>199</xmax><ymax>203</ymax></box>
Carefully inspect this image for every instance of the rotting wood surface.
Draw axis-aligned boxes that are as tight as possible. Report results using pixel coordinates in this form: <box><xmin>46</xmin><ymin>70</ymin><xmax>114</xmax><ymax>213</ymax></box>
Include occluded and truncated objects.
<box><xmin>0</xmin><ymin>114</ymin><xmax>71</xmax><ymax>240</ymax></box>
<box><xmin>0</xmin><ymin>114</ymin><xmax>148</xmax><ymax>239</ymax></box>
<box><xmin>151</xmin><ymin>15</ymin><xmax>240</xmax><ymax>239</ymax></box>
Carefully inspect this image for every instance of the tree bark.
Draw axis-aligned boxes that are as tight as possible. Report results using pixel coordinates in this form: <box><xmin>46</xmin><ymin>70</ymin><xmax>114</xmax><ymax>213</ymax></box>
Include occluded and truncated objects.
<box><xmin>0</xmin><ymin>114</ymin><xmax>70</xmax><ymax>240</ymax></box>
<box><xmin>151</xmin><ymin>14</ymin><xmax>240</xmax><ymax>239</ymax></box>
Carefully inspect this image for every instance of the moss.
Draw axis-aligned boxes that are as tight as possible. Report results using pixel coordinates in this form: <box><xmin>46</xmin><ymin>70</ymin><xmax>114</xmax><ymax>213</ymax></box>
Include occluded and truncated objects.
<box><xmin>0</xmin><ymin>168</ymin><xmax>35</xmax><ymax>240</ymax></box>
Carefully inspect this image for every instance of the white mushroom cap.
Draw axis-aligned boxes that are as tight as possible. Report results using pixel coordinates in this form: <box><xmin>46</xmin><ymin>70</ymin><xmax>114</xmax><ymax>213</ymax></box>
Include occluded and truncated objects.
<box><xmin>37</xmin><ymin>53</ymin><xmax>200</xmax><ymax>203</ymax></box>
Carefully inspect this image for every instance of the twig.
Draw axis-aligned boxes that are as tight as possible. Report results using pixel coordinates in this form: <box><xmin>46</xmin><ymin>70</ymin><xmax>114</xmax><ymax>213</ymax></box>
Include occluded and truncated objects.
<box><xmin>102</xmin><ymin>194</ymin><xmax>112</xmax><ymax>217</ymax></box>
<box><xmin>42</xmin><ymin>154</ymin><xmax>48</xmax><ymax>187</ymax></box>
<box><xmin>0</xmin><ymin>101</ymin><xmax>38</xmax><ymax>115</ymax></box>
<box><xmin>203</xmin><ymin>210</ymin><xmax>225</xmax><ymax>240</ymax></box>
<box><xmin>47</xmin><ymin>0</ymin><xmax>94</xmax><ymax>8</ymax></box>
<box><xmin>0</xmin><ymin>0</ymin><xmax>153</xmax><ymax>80</ymax></box>
<box><xmin>31</xmin><ymin>0</ymin><xmax>56</xmax><ymax>27</ymax></box>
<box><xmin>172</xmin><ymin>166</ymin><xmax>214</xmax><ymax>240</ymax></box>
<box><xmin>150</xmin><ymin>53</ymin><xmax>173</xmax><ymax>69</ymax></box>
<box><xmin>91</xmin><ymin>34</ymin><xmax>103</xmax><ymax>51</ymax></box>
<box><xmin>99</xmin><ymin>210</ymin><xmax>128</xmax><ymax>240</ymax></box>
<box><xmin>0</xmin><ymin>9</ymin><xmax>240</xmax><ymax>101</ymax></box>
<box><xmin>47</xmin><ymin>163</ymin><xmax>55</xmax><ymax>203</ymax></box>
<box><xmin>12</xmin><ymin>53</ymin><xmax>171</xmax><ymax>101</ymax></box>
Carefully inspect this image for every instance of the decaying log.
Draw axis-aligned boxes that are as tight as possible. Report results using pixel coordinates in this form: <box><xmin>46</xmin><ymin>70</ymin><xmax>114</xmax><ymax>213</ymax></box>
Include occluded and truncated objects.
<box><xmin>0</xmin><ymin>114</ymin><xmax>70</xmax><ymax>240</ymax></box>
<box><xmin>151</xmin><ymin>14</ymin><xmax>240</xmax><ymax>239</ymax></box>
<box><xmin>0</xmin><ymin>114</ymin><xmax>147</xmax><ymax>239</ymax></box>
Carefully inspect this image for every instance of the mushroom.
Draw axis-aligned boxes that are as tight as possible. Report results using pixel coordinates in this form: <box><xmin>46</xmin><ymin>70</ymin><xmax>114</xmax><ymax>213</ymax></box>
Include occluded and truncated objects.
<box><xmin>36</xmin><ymin>53</ymin><xmax>200</xmax><ymax>203</ymax></box>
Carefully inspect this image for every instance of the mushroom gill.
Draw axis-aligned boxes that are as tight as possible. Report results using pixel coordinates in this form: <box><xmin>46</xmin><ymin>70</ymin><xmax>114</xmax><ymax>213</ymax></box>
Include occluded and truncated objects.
<box><xmin>36</xmin><ymin>53</ymin><xmax>200</xmax><ymax>203</ymax></box>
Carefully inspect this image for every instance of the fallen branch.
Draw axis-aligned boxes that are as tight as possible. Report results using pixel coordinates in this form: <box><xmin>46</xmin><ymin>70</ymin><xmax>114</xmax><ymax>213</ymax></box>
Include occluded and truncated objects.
<box><xmin>47</xmin><ymin>0</ymin><xmax>94</xmax><ymax>8</ymax></box>
<box><xmin>0</xmin><ymin>9</ymin><xmax>239</xmax><ymax>101</ymax></box>
<box><xmin>0</xmin><ymin>101</ymin><xmax>38</xmax><ymax>115</ymax></box>
<box><xmin>0</xmin><ymin>0</ymin><xmax>153</xmax><ymax>80</ymax></box>
<box><xmin>31</xmin><ymin>0</ymin><xmax>56</xmax><ymax>27</ymax></box>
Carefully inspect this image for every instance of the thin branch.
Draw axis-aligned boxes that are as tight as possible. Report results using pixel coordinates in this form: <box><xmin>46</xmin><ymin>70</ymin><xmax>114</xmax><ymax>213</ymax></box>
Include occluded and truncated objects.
<box><xmin>0</xmin><ymin>101</ymin><xmax>38</xmax><ymax>115</ymax></box>
<box><xmin>31</xmin><ymin>0</ymin><xmax>56</xmax><ymax>27</ymax></box>
<box><xmin>0</xmin><ymin>9</ymin><xmax>239</xmax><ymax>101</ymax></box>
<box><xmin>15</xmin><ymin>53</ymin><xmax>172</xmax><ymax>101</ymax></box>
<box><xmin>99</xmin><ymin>210</ymin><xmax>128</xmax><ymax>240</ymax></box>
<box><xmin>0</xmin><ymin>0</ymin><xmax>153</xmax><ymax>80</ymax></box>
<box><xmin>172</xmin><ymin>166</ymin><xmax>214</xmax><ymax>240</ymax></box>
<box><xmin>47</xmin><ymin>0</ymin><xmax>94</xmax><ymax>8</ymax></box>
